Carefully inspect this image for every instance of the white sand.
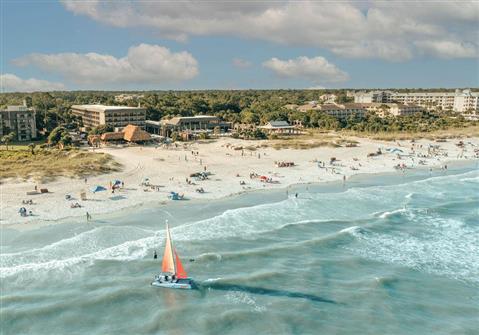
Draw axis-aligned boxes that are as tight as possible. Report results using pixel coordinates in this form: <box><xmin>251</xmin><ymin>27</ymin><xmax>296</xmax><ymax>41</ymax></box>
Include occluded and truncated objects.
<box><xmin>2</xmin><ymin>136</ymin><xmax>478</xmax><ymax>229</ymax></box>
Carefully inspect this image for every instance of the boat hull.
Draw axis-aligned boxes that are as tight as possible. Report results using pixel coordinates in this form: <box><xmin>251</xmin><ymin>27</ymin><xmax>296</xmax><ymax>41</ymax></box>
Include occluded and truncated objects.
<box><xmin>151</xmin><ymin>278</ymin><xmax>194</xmax><ymax>290</ymax></box>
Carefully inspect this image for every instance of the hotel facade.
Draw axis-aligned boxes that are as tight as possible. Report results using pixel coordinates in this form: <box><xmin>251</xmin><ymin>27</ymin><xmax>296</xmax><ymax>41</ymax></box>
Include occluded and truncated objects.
<box><xmin>71</xmin><ymin>104</ymin><xmax>147</xmax><ymax>129</ymax></box>
<box><xmin>353</xmin><ymin>89</ymin><xmax>478</xmax><ymax>115</ymax></box>
<box><xmin>0</xmin><ymin>105</ymin><xmax>37</xmax><ymax>141</ymax></box>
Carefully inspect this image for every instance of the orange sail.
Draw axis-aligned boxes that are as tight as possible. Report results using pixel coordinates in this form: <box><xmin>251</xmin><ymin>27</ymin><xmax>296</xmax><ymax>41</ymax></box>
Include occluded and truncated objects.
<box><xmin>161</xmin><ymin>223</ymin><xmax>175</xmax><ymax>274</ymax></box>
<box><xmin>174</xmin><ymin>250</ymin><xmax>188</xmax><ymax>279</ymax></box>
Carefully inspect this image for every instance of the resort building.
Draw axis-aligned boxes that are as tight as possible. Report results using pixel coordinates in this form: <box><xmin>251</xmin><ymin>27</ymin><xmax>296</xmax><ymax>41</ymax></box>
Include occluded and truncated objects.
<box><xmin>352</xmin><ymin>89</ymin><xmax>479</xmax><ymax>114</ymax></box>
<box><xmin>0</xmin><ymin>104</ymin><xmax>37</xmax><ymax>141</ymax></box>
<box><xmin>147</xmin><ymin>115</ymin><xmax>231</xmax><ymax>137</ymax></box>
<box><xmin>258</xmin><ymin>121</ymin><xmax>298</xmax><ymax>134</ymax></box>
<box><xmin>71</xmin><ymin>104</ymin><xmax>146</xmax><ymax>130</ymax></box>
<box><xmin>114</xmin><ymin>94</ymin><xmax>144</xmax><ymax>102</ymax></box>
<box><xmin>295</xmin><ymin>103</ymin><xmax>366</xmax><ymax>119</ymax></box>
<box><xmin>319</xmin><ymin>94</ymin><xmax>337</xmax><ymax>104</ymax></box>
<box><xmin>364</xmin><ymin>103</ymin><xmax>424</xmax><ymax>117</ymax></box>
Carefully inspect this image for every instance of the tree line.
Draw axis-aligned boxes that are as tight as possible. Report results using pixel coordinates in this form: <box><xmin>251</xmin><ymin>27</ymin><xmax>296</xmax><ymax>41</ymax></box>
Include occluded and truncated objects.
<box><xmin>0</xmin><ymin>90</ymin><xmax>476</xmax><ymax>137</ymax></box>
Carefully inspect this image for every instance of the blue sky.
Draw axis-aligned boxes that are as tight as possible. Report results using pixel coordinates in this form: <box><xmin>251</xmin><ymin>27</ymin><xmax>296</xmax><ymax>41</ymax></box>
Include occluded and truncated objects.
<box><xmin>1</xmin><ymin>1</ymin><xmax>478</xmax><ymax>91</ymax></box>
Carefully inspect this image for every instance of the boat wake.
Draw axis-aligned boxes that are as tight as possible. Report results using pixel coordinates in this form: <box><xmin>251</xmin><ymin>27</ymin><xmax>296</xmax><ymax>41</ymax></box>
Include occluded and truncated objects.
<box><xmin>198</xmin><ymin>281</ymin><xmax>336</xmax><ymax>304</ymax></box>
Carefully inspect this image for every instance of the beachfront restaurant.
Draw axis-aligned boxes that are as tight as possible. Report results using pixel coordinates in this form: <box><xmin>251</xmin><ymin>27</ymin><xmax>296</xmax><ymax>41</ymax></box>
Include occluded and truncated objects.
<box><xmin>148</xmin><ymin>115</ymin><xmax>231</xmax><ymax>138</ymax></box>
<box><xmin>98</xmin><ymin>124</ymin><xmax>152</xmax><ymax>144</ymax></box>
<box><xmin>258</xmin><ymin>121</ymin><xmax>298</xmax><ymax>135</ymax></box>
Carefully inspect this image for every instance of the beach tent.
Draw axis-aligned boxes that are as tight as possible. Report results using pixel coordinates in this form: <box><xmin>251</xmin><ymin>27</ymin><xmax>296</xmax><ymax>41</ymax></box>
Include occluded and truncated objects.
<box><xmin>91</xmin><ymin>185</ymin><xmax>107</xmax><ymax>193</ymax></box>
<box><xmin>386</xmin><ymin>148</ymin><xmax>404</xmax><ymax>154</ymax></box>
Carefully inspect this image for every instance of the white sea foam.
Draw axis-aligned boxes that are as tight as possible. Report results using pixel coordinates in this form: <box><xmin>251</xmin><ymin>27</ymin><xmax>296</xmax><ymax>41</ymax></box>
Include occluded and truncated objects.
<box><xmin>347</xmin><ymin>215</ymin><xmax>479</xmax><ymax>283</ymax></box>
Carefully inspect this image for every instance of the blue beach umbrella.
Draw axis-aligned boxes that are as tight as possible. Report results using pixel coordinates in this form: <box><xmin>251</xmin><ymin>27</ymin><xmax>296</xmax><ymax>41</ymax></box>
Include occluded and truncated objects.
<box><xmin>113</xmin><ymin>180</ymin><xmax>122</xmax><ymax>186</ymax></box>
<box><xmin>91</xmin><ymin>185</ymin><xmax>107</xmax><ymax>193</ymax></box>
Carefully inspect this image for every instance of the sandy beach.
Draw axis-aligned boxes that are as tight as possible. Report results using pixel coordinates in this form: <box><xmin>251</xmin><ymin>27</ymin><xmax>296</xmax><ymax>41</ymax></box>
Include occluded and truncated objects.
<box><xmin>2</xmin><ymin>136</ymin><xmax>478</xmax><ymax>228</ymax></box>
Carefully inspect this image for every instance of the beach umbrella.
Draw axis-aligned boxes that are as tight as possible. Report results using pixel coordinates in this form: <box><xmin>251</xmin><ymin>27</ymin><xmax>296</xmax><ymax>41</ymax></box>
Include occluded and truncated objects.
<box><xmin>91</xmin><ymin>185</ymin><xmax>107</xmax><ymax>193</ymax></box>
<box><xmin>113</xmin><ymin>180</ymin><xmax>122</xmax><ymax>185</ymax></box>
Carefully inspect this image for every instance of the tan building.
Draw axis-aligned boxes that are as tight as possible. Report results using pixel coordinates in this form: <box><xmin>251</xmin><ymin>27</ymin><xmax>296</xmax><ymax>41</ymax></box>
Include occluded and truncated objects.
<box><xmin>294</xmin><ymin>103</ymin><xmax>366</xmax><ymax>119</ymax></box>
<box><xmin>364</xmin><ymin>103</ymin><xmax>424</xmax><ymax>117</ymax></box>
<box><xmin>71</xmin><ymin>104</ymin><xmax>146</xmax><ymax>129</ymax></box>
<box><xmin>0</xmin><ymin>105</ymin><xmax>37</xmax><ymax>141</ymax></box>
<box><xmin>353</xmin><ymin>89</ymin><xmax>478</xmax><ymax>114</ymax></box>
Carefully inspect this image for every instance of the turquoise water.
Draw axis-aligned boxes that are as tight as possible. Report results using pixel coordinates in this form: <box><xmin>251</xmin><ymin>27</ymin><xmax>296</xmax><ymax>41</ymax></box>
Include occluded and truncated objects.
<box><xmin>1</xmin><ymin>164</ymin><xmax>478</xmax><ymax>334</ymax></box>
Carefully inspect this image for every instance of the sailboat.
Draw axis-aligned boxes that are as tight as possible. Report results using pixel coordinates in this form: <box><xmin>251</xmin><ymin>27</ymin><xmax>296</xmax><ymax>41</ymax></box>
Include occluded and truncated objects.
<box><xmin>151</xmin><ymin>222</ymin><xmax>194</xmax><ymax>289</ymax></box>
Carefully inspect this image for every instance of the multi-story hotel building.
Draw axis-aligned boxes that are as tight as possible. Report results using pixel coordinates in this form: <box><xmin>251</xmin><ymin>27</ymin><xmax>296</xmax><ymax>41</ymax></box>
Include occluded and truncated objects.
<box><xmin>71</xmin><ymin>105</ymin><xmax>147</xmax><ymax>129</ymax></box>
<box><xmin>364</xmin><ymin>103</ymin><xmax>424</xmax><ymax>117</ymax></box>
<box><xmin>353</xmin><ymin>89</ymin><xmax>478</xmax><ymax>115</ymax></box>
<box><xmin>296</xmin><ymin>102</ymin><xmax>366</xmax><ymax>119</ymax></box>
<box><xmin>0</xmin><ymin>105</ymin><xmax>37</xmax><ymax>141</ymax></box>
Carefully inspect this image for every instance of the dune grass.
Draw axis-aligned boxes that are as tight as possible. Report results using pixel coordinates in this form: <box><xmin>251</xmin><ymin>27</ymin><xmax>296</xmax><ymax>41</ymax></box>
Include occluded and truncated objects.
<box><xmin>0</xmin><ymin>147</ymin><xmax>122</xmax><ymax>182</ymax></box>
<box><xmin>264</xmin><ymin>131</ymin><xmax>359</xmax><ymax>150</ymax></box>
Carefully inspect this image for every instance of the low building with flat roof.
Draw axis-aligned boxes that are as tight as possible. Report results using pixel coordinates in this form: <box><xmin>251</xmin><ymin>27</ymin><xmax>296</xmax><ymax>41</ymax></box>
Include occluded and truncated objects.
<box><xmin>71</xmin><ymin>104</ymin><xmax>146</xmax><ymax>130</ymax></box>
<box><xmin>258</xmin><ymin>120</ymin><xmax>298</xmax><ymax>134</ymax></box>
<box><xmin>149</xmin><ymin>115</ymin><xmax>231</xmax><ymax>137</ymax></box>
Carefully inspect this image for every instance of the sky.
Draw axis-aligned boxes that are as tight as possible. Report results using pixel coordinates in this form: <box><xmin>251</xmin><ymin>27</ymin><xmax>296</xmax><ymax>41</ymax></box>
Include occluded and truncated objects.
<box><xmin>1</xmin><ymin>0</ymin><xmax>478</xmax><ymax>92</ymax></box>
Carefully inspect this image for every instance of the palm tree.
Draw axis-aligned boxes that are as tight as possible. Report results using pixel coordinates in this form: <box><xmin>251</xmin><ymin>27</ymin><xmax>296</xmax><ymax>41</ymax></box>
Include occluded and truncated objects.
<box><xmin>28</xmin><ymin>143</ymin><xmax>37</xmax><ymax>155</ymax></box>
<box><xmin>1</xmin><ymin>132</ymin><xmax>16</xmax><ymax>150</ymax></box>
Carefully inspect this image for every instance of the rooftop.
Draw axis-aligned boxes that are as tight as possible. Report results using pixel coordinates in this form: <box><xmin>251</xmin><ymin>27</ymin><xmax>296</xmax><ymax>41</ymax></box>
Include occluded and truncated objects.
<box><xmin>259</xmin><ymin>120</ymin><xmax>294</xmax><ymax>129</ymax></box>
<box><xmin>71</xmin><ymin>104</ymin><xmax>145</xmax><ymax>112</ymax></box>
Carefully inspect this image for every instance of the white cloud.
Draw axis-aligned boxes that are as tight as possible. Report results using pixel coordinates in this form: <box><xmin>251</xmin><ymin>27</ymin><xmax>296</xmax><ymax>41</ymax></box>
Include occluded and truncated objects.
<box><xmin>415</xmin><ymin>40</ymin><xmax>479</xmax><ymax>59</ymax></box>
<box><xmin>13</xmin><ymin>44</ymin><xmax>199</xmax><ymax>85</ymax></box>
<box><xmin>61</xmin><ymin>1</ymin><xmax>479</xmax><ymax>61</ymax></box>
<box><xmin>1</xmin><ymin>73</ymin><xmax>65</xmax><ymax>92</ymax></box>
<box><xmin>263</xmin><ymin>56</ymin><xmax>349</xmax><ymax>84</ymax></box>
<box><xmin>232</xmin><ymin>58</ymin><xmax>252</xmax><ymax>68</ymax></box>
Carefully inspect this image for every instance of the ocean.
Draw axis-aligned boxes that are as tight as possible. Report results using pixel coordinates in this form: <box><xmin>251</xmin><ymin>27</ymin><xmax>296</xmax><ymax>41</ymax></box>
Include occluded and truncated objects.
<box><xmin>1</xmin><ymin>164</ymin><xmax>478</xmax><ymax>334</ymax></box>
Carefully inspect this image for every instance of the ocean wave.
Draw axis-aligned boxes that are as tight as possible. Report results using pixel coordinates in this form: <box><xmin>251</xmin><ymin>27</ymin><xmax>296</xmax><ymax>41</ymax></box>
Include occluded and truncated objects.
<box><xmin>346</xmin><ymin>215</ymin><xmax>479</xmax><ymax>283</ymax></box>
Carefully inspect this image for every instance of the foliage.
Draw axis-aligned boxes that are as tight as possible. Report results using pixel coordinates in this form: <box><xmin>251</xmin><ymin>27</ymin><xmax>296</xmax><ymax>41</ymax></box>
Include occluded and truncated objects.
<box><xmin>170</xmin><ymin>131</ymin><xmax>179</xmax><ymax>142</ymax></box>
<box><xmin>0</xmin><ymin>147</ymin><xmax>121</xmax><ymax>181</ymax></box>
<box><xmin>89</xmin><ymin>124</ymin><xmax>114</xmax><ymax>135</ymax></box>
<box><xmin>48</xmin><ymin>126</ymin><xmax>72</xmax><ymax>147</ymax></box>
<box><xmin>28</xmin><ymin>143</ymin><xmax>36</xmax><ymax>155</ymax></box>
<box><xmin>0</xmin><ymin>90</ymin><xmax>476</xmax><ymax>138</ymax></box>
<box><xmin>1</xmin><ymin>132</ymin><xmax>16</xmax><ymax>150</ymax></box>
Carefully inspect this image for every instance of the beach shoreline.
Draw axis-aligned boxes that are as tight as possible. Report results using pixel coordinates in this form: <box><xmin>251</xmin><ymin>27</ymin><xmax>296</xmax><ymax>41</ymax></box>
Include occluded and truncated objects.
<box><xmin>2</xmin><ymin>136</ymin><xmax>478</xmax><ymax>230</ymax></box>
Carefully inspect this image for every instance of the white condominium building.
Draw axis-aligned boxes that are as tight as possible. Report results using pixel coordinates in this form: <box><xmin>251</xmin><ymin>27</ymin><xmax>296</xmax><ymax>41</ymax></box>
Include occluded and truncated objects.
<box><xmin>353</xmin><ymin>89</ymin><xmax>478</xmax><ymax>114</ymax></box>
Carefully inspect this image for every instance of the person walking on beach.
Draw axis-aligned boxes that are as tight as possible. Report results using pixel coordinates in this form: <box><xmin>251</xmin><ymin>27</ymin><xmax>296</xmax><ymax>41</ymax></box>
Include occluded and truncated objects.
<box><xmin>86</xmin><ymin>212</ymin><xmax>91</xmax><ymax>221</ymax></box>
<box><xmin>154</xmin><ymin>250</ymin><xmax>158</xmax><ymax>259</ymax></box>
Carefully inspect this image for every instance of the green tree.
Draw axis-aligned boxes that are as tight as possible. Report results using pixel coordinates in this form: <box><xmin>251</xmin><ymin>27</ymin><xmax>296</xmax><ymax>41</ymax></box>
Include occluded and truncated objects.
<box><xmin>48</xmin><ymin>126</ymin><xmax>71</xmax><ymax>147</ymax></box>
<box><xmin>1</xmin><ymin>132</ymin><xmax>16</xmax><ymax>150</ymax></box>
<box><xmin>89</xmin><ymin>124</ymin><xmax>113</xmax><ymax>135</ymax></box>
